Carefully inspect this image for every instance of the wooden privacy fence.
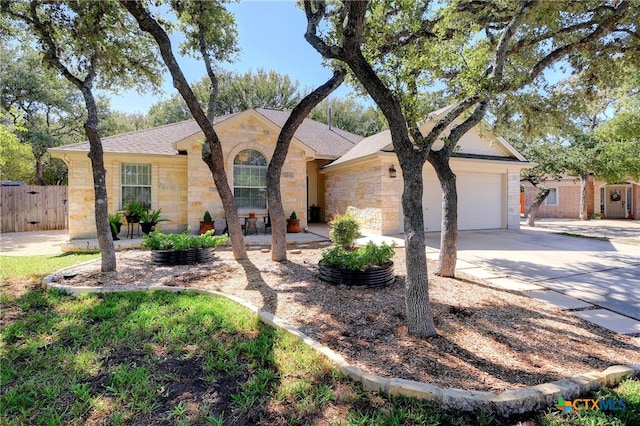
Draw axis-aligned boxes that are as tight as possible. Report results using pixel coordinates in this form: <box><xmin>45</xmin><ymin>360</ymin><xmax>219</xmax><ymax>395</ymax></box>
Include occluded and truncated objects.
<box><xmin>1</xmin><ymin>185</ymin><xmax>68</xmax><ymax>233</ymax></box>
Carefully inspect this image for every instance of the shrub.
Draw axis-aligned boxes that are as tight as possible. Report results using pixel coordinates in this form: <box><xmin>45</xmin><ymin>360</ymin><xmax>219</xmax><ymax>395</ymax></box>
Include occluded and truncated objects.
<box><xmin>141</xmin><ymin>230</ymin><xmax>227</xmax><ymax>251</ymax></box>
<box><xmin>328</xmin><ymin>212</ymin><xmax>360</xmax><ymax>249</ymax></box>
<box><xmin>203</xmin><ymin>210</ymin><xmax>212</xmax><ymax>222</ymax></box>
<box><xmin>320</xmin><ymin>241</ymin><xmax>395</xmax><ymax>271</ymax></box>
<box><xmin>289</xmin><ymin>211</ymin><xmax>297</xmax><ymax>220</ymax></box>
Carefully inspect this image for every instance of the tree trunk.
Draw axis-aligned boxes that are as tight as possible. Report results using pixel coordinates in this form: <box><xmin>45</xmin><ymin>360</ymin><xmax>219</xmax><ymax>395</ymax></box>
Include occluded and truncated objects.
<box><xmin>401</xmin><ymin>158</ymin><xmax>438</xmax><ymax>338</ymax></box>
<box><xmin>122</xmin><ymin>1</ymin><xmax>248</xmax><ymax>259</ymax></box>
<box><xmin>81</xmin><ymin>86</ymin><xmax>116</xmax><ymax>272</ymax></box>
<box><xmin>267</xmin><ymin>69</ymin><xmax>346</xmax><ymax>261</ymax></box>
<box><xmin>304</xmin><ymin>1</ymin><xmax>438</xmax><ymax>338</ymax></box>
<box><xmin>34</xmin><ymin>153</ymin><xmax>46</xmax><ymax>186</ymax></box>
<box><xmin>579</xmin><ymin>172</ymin><xmax>589</xmax><ymax>220</ymax></box>
<box><xmin>429</xmin><ymin>152</ymin><xmax>457</xmax><ymax>277</ymax></box>
<box><xmin>526</xmin><ymin>187</ymin><xmax>550</xmax><ymax>227</ymax></box>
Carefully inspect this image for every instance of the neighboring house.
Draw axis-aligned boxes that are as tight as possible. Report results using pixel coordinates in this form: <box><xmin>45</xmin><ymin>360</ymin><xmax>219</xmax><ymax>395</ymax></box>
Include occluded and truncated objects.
<box><xmin>50</xmin><ymin>106</ymin><xmax>532</xmax><ymax>240</ymax></box>
<box><xmin>522</xmin><ymin>175</ymin><xmax>639</xmax><ymax>220</ymax></box>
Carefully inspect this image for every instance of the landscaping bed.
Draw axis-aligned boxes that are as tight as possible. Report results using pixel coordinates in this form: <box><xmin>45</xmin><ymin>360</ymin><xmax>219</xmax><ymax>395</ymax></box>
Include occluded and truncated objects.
<box><xmin>46</xmin><ymin>245</ymin><xmax>640</xmax><ymax>394</ymax></box>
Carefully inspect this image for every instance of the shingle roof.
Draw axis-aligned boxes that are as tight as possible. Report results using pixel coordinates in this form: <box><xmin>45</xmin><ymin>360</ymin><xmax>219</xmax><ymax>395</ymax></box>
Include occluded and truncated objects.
<box><xmin>52</xmin><ymin>109</ymin><xmax>362</xmax><ymax>159</ymax></box>
<box><xmin>325</xmin><ymin>129</ymin><xmax>393</xmax><ymax>167</ymax></box>
<box><xmin>255</xmin><ymin>108</ymin><xmax>362</xmax><ymax>158</ymax></box>
<box><xmin>51</xmin><ymin>120</ymin><xmax>204</xmax><ymax>155</ymax></box>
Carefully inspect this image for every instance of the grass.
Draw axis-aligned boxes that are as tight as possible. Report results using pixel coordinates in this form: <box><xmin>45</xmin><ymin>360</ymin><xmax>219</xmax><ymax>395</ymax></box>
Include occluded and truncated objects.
<box><xmin>0</xmin><ymin>252</ymin><xmax>100</xmax><ymax>282</ymax></box>
<box><xmin>1</xmin><ymin>254</ymin><xmax>638</xmax><ymax>425</ymax></box>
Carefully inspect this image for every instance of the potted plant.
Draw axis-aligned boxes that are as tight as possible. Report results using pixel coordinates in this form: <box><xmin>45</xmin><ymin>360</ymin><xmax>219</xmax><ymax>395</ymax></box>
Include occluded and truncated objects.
<box><xmin>318</xmin><ymin>212</ymin><xmax>396</xmax><ymax>288</ymax></box>
<box><xmin>139</xmin><ymin>208</ymin><xmax>169</xmax><ymax>235</ymax></box>
<box><xmin>141</xmin><ymin>230</ymin><xmax>227</xmax><ymax>265</ymax></box>
<box><xmin>108</xmin><ymin>212</ymin><xmax>123</xmax><ymax>240</ymax></box>
<box><xmin>286</xmin><ymin>211</ymin><xmax>301</xmax><ymax>233</ymax></box>
<box><xmin>199</xmin><ymin>210</ymin><xmax>215</xmax><ymax>235</ymax></box>
<box><xmin>123</xmin><ymin>201</ymin><xmax>144</xmax><ymax>224</ymax></box>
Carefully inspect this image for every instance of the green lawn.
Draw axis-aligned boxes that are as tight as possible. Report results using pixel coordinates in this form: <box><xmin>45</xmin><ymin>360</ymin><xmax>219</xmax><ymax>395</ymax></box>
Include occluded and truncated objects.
<box><xmin>1</xmin><ymin>254</ymin><xmax>638</xmax><ymax>425</ymax></box>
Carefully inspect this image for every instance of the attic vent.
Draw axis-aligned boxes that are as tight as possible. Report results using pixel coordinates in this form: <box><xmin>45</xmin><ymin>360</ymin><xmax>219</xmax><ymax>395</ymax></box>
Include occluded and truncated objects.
<box><xmin>178</xmin><ymin>150</ymin><xmax>187</xmax><ymax>155</ymax></box>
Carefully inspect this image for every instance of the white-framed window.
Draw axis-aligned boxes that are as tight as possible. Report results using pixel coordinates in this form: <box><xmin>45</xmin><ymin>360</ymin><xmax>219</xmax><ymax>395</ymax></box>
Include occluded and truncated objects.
<box><xmin>233</xmin><ymin>149</ymin><xmax>267</xmax><ymax>210</ymax></box>
<box><xmin>546</xmin><ymin>188</ymin><xmax>558</xmax><ymax>205</ymax></box>
<box><xmin>121</xmin><ymin>163</ymin><xmax>151</xmax><ymax>208</ymax></box>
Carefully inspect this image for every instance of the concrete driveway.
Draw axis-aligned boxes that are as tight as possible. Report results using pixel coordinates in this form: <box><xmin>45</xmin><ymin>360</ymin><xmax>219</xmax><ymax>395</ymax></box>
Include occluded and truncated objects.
<box><xmin>425</xmin><ymin>220</ymin><xmax>640</xmax><ymax>332</ymax></box>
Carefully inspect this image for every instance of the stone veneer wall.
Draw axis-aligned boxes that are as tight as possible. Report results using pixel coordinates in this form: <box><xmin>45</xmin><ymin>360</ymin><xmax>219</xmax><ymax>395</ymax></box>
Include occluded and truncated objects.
<box><xmin>324</xmin><ymin>160</ymin><xmax>402</xmax><ymax>235</ymax></box>
<box><xmin>184</xmin><ymin>115</ymin><xmax>309</xmax><ymax>232</ymax></box>
<box><xmin>64</xmin><ymin>153</ymin><xmax>188</xmax><ymax>240</ymax></box>
<box><xmin>506</xmin><ymin>170</ymin><xmax>522</xmax><ymax>229</ymax></box>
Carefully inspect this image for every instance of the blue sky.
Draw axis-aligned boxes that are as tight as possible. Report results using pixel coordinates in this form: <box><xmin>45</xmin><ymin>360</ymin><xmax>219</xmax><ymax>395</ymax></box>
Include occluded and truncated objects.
<box><xmin>108</xmin><ymin>1</ymin><xmax>352</xmax><ymax>114</ymax></box>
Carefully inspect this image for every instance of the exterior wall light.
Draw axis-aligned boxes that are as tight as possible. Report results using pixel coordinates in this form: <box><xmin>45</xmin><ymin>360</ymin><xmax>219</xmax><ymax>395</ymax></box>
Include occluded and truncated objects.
<box><xmin>389</xmin><ymin>165</ymin><xmax>397</xmax><ymax>178</ymax></box>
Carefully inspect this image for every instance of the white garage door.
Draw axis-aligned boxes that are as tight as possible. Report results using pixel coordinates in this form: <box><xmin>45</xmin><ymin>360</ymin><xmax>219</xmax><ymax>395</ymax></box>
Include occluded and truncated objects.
<box><xmin>422</xmin><ymin>171</ymin><xmax>503</xmax><ymax>231</ymax></box>
<box><xmin>457</xmin><ymin>173</ymin><xmax>503</xmax><ymax>230</ymax></box>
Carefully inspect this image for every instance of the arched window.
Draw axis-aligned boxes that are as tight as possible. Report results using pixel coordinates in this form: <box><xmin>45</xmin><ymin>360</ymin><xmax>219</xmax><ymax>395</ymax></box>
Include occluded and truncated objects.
<box><xmin>233</xmin><ymin>149</ymin><xmax>267</xmax><ymax>210</ymax></box>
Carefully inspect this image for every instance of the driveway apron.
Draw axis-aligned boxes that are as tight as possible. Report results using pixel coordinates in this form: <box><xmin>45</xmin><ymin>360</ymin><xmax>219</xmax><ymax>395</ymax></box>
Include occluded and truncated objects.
<box><xmin>425</xmin><ymin>227</ymin><xmax>640</xmax><ymax>324</ymax></box>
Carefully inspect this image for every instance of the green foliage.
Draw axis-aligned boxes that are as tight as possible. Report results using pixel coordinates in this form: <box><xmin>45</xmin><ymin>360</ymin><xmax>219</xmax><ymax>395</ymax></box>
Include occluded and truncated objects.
<box><xmin>203</xmin><ymin>210</ymin><xmax>212</xmax><ymax>222</ymax></box>
<box><xmin>0</xmin><ymin>121</ymin><xmax>33</xmax><ymax>182</ymax></box>
<box><xmin>147</xmin><ymin>69</ymin><xmax>306</xmax><ymax>126</ymax></box>
<box><xmin>328</xmin><ymin>212</ymin><xmax>360</xmax><ymax>249</ymax></box>
<box><xmin>108</xmin><ymin>212</ymin><xmax>123</xmax><ymax>233</ymax></box>
<box><xmin>309</xmin><ymin>97</ymin><xmax>388</xmax><ymax>137</ymax></box>
<box><xmin>141</xmin><ymin>230</ymin><xmax>227</xmax><ymax>251</ymax></box>
<box><xmin>123</xmin><ymin>201</ymin><xmax>145</xmax><ymax>218</ymax></box>
<box><xmin>138</xmin><ymin>208</ymin><xmax>168</xmax><ymax>225</ymax></box>
<box><xmin>289</xmin><ymin>211</ymin><xmax>297</xmax><ymax>220</ymax></box>
<box><xmin>321</xmin><ymin>241</ymin><xmax>395</xmax><ymax>271</ymax></box>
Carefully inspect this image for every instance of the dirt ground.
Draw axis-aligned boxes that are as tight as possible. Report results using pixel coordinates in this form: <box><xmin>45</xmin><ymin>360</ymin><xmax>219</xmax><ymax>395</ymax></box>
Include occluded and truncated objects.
<box><xmin>42</xmin><ymin>245</ymin><xmax>640</xmax><ymax>393</ymax></box>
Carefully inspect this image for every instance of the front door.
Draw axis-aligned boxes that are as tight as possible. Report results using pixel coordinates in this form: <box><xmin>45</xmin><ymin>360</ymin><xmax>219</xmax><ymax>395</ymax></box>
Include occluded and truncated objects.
<box><xmin>606</xmin><ymin>186</ymin><xmax>626</xmax><ymax>218</ymax></box>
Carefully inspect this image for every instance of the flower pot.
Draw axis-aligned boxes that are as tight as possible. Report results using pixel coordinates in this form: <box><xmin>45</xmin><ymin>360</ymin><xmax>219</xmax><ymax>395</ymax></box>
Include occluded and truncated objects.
<box><xmin>126</xmin><ymin>214</ymin><xmax>140</xmax><ymax>224</ymax></box>
<box><xmin>199</xmin><ymin>221</ymin><xmax>215</xmax><ymax>235</ymax></box>
<box><xmin>152</xmin><ymin>248</ymin><xmax>214</xmax><ymax>265</ymax></box>
<box><xmin>140</xmin><ymin>222</ymin><xmax>156</xmax><ymax>235</ymax></box>
<box><xmin>249</xmin><ymin>212</ymin><xmax>256</xmax><ymax>218</ymax></box>
<box><xmin>286</xmin><ymin>218</ymin><xmax>300</xmax><ymax>233</ymax></box>
<box><xmin>110</xmin><ymin>223</ymin><xmax>122</xmax><ymax>241</ymax></box>
<box><xmin>318</xmin><ymin>261</ymin><xmax>395</xmax><ymax>288</ymax></box>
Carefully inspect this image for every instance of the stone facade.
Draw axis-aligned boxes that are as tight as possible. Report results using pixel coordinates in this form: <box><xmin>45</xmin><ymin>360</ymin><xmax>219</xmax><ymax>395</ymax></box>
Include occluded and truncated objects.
<box><xmin>177</xmin><ymin>114</ymin><xmax>310</xmax><ymax>233</ymax></box>
<box><xmin>323</xmin><ymin>157</ymin><xmax>402</xmax><ymax>235</ymax></box>
<box><xmin>506</xmin><ymin>171</ymin><xmax>522</xmax><ymax>229</ymax></box>
<box><xmin>59</xmin><ymin>112</ymin><xmax>311</xmax><ymax>239</ymax></box>
<box><xmin>63</xmin><ymin>153</ymin><xmax>188</xmax><ymax>239</ymax></box>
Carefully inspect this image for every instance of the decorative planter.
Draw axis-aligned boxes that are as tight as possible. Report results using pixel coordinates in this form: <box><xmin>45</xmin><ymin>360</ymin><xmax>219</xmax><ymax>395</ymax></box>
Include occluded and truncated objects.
<box><xmin>110</xmin><ymin>223</ymin><xmax>122</xmax><ymax>241</ymax></box>
<box><xmin>286</xmin><ymin>218</ymin><xmax>301</xmax><ymax>233</ymax></box>
<box><xmin>152</xmin><ymin>248</ymin><xmax>214</xmax><ymax>265</ymax></box>
<box><xmin>140</xmin><ymin>222</ymin><xmax>156</xmax><ymax>235</ymax></box>
<box><xmin>199</xmin><ymin>221</ymin><xmax>215</xmax><ymax>235</ymax></box>
<box><xmin>126</xmin><ymin>214</ymin><xmax>140</xmax><ymax>224</ymax></box>
<box><xmin>318</xmin><ymin>261</ymin><xmax>395</xmax><ymax>289</ymax></box>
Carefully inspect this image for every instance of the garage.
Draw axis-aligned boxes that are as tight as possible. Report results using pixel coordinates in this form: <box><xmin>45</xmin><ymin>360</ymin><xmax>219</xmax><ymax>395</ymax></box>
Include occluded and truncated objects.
<box><xmin>422</xmin><ymin>170</ymin><xmax>503</xmax><ymax>232</ymax></box>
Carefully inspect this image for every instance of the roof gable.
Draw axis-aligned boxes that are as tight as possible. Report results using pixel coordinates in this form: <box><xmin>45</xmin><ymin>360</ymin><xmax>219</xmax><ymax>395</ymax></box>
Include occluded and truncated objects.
<box><xmin>327</xmin><ymin>108</ymin><xmax>528</xmax><ymax>168</ymax></box>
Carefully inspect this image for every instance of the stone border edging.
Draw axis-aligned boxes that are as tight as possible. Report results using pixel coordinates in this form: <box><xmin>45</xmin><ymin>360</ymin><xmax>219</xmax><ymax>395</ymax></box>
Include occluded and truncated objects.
<box><xmin>43</xmin><ymin>265</ymin><xmax>640</xmax><ymax>418</ymax></box>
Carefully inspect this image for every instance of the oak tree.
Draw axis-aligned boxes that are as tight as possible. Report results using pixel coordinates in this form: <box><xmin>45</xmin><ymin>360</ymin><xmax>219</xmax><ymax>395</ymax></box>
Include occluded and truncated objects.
<box><xmin>3</xmin><ymin>0</ymin><xmax>164</xmax><ymax>272</ymax></box>
<box><xmin>303</xmin><ymin>0</ymin><xmax>639</xmax><ymax>337</ymax></box>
